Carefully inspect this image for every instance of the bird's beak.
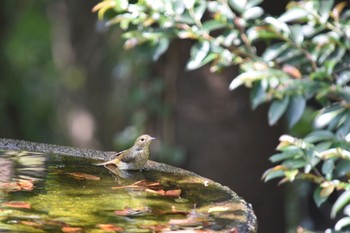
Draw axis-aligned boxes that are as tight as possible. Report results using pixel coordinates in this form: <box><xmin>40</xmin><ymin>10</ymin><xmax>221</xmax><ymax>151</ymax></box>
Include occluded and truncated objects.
<box><xmin>150</xmin><ymin>137</ymin><xmax>156</xmax><ymax>140</ymax></box>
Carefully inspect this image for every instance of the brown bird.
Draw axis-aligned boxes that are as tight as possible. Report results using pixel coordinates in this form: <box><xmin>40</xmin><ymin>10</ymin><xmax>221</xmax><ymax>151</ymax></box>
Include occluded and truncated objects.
<box><xmin>95</xmin><ymin>134</ymin><xmax>155</xmax><ymax>170</ymax></box>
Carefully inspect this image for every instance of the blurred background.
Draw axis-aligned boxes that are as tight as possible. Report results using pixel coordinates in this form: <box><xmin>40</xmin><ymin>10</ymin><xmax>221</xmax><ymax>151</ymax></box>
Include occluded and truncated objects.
<box><xmin>0</xmin><ymin>1</ymin><xmax>293</xmax><ymax>232</ymax></box>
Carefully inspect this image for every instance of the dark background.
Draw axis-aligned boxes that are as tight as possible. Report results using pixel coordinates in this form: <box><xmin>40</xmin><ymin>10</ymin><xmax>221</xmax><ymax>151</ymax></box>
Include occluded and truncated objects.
<box><xmin>0</xmin><ymin>1</ymin><xmax>294</xmax><ymax>232</ymax></box>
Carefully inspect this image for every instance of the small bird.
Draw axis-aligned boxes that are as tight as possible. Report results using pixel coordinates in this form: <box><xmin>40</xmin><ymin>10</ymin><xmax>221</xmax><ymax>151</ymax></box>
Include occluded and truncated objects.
<box><xmin>95</xmin><ymin>134</ymin><xmax>155</xmax><ymax>170</ymax></box>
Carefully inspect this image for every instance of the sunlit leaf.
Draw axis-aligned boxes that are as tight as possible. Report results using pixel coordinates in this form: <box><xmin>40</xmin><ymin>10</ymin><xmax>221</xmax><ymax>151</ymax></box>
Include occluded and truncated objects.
<box><xmin>228</xmin><ymin>0</ymin><xmax>246</xmax><ymax>14</ymax></box>
<box><xmin>262</xmin><ymin>43</ymin><xmax>290</xmax><ymax>62</ymax></box>
<box><xmin>186</xmin><ymin>41</ymin><xmax>210</xmax><ymax>70</ymax></box>
<box><xmin>268</xmin><ymin>96</ymin><xmax>290</xmax><ymax>126</ymax></box>
<box><xmin>230</xmin><ymin>71</ymin><xmax>269</xmax><ymax>90</ymax></box>
<box><xmin>247</xmin><ymin>26</ymin><xmax>281</xmax><ymax>42</ymax></box>
<box><xmin>265</xmin><ymin>17</ymin><xmax>290</xmax><ymax>36</ymax></box>
<box><xmin>332</xmin><ymin>1</ymin><xmax>347</xmax><ymax>20</ymax></box>
<box><xmin>278</xmin><ymin>7</ymin><xmax>309</xmax><ymax>23</ymax></box>
<box><xmin>242</xmin><ymin>7</ymin><xmax>264</xmax><ymax>20</ymax></box>
<box><xmin>331</xmin><ymin>190</ymin><xmax>350</xmax><ymax>218</ymax></box>
<box><xmin>319</xmin><ymin>0</ymin><xmax>334</xmax><ymax>23</ymax></box>
<box><xmin>262</xmin><ymin>168</ymin><xmax>285</xmax><ymax>182</ymax></box>
<box><xmin>335</xmin><ymin>217</ymin><xmax>350</xmax><ymax>231</ymax></box>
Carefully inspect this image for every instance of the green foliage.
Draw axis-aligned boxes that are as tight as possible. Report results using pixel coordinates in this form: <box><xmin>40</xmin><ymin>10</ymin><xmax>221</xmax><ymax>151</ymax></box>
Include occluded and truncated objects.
<box><xmin>93</xmin><ymin>0</ymin><xmax>350</xmax><ymax>231</ymax></box>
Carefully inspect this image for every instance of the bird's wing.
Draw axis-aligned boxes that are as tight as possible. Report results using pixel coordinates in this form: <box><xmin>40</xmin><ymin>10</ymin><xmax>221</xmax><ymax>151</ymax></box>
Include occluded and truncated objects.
<box><xmin>119</xmin><ymin>150</ymin><xmax>136</xmax><ymax>163</ymax></box>
<box><xmin>94</xmin><ymin>151</ymin><xmax>123</xmax><ymax>166</ymax></box>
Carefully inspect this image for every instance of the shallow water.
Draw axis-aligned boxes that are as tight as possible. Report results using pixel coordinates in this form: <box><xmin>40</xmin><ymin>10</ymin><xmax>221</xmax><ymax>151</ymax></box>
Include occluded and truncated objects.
<box><xmin>0</xmin><ymin>150</ymin><xmax>245</xmax><ymax>232</ymax></box>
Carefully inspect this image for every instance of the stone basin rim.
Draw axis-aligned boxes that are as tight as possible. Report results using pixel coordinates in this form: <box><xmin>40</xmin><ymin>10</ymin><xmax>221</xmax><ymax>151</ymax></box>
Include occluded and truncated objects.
<box><xmin>0</xmin><ymin>138</ymin><xmax>257</xmax><ymax>232</ymax></box>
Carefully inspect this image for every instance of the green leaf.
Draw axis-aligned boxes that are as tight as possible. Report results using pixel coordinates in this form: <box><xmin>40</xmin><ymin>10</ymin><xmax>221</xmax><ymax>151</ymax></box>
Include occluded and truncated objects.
<box><xmin>335</xmin><ymin>160</ymin><xmax>350</xmax><ymax>177</ymax></box>
<box><xmin>304</xmin><ymin>130</ymin><xmax>335</xmax><ymax>143</ymax></box>
<box><xmin>193</xmin><ymin>1</ymin><xmax>207</xmax><ymax>22</ymax></box>
<box><xmin>282</xmin><ymin>159</ymin><xmax>306</xmax><ymax>169</ymax></box>
<box><xmin>268</xmin><ymin>96</ymin><xmax>290</xmax><ymax>126</ymax></box>
<box><xmin>337</xmin><ymin>113</ymin><xmax>350</xmax><ymax>138</ymax></box>
<box><xmin>228</xmin><ymin>0</ymin><xmax>246</xmax><ymax>14</ymax></box>
<box><xmin>250</xmin><ymin>80</ymin><xmax>268</xmax><ymax>109</ymax></box>
<box><xmin>152</xmin><ymin>38</ymin><xmax>169</xmax><ymax>61</ymax></box>
<box><xmin>278</xmin><ymin>7</ymin><xmax>309</xmax><ymax>23</ymax></box>
<box><xmin>331</xmin><ymin>190</ymin><xmax>350</xmax><ymax>218</ymax></box>
<box><xmin>335</xmin><ymin>217</ymin><xmax>350</xmax><ymax>231</ymax></box>
<box><xmin>269</xmin><ymin>151</ymin><xmax>300</xmax><ymax>163</ymax></box>
<box><xmin>265</xmin><ymin>16</ymin><xmax>290</xmax><ymax>36</ymax></box>
<box><xmin>186</xmin><ymin>41</ymin><xmax>210</xmax><ymax>70</ymax></box>
<box><xmin>262</xmin><ymin>43</ymin><xmax>290</xmax><ymax>62</ymax></box>
<box><xmin>262</xmin><ymin>169</ymin><xmax>284</xmax><ymax>182</ymax></box>
<box><xmin>242</xmin><ymin>7</ymin><xmax>264</xmax><ymax>20</ymax></box>
<box><xmin>229</xmin><ymin>71</ymin><xmax>269</xmax><ymax>90</ymax></box>
<box><xmin>322</xmin><ymin>159</ymin><xmax>334</xmax><ymax>176</ymax></box>
<box><xmin>202</xmin><ymin>20</ymin><xmax>227</xmax><ymax>32</ymax></box>
<box><xmin>319</xmin><ymin>0</ymin><xmax>334</xmax><ymax>23</ymax></box>
<box><xmin>246</xmin><ymin>0</ymin><xmax>263</xmax><ymax>8</ymax></box>
<box><xmin>247</xmin><ymin>26</ymin><xmax>281</xmax><ymax>42</ymax></box>
<box><xmin>314</xmin><ymin>186</ymin><xmax>329</xmax><ymax>207</ymax></box>
<box><xmin>286</xmin><ymin>95</ymin><xmax>306</xmax><ymax>129</ymax></box>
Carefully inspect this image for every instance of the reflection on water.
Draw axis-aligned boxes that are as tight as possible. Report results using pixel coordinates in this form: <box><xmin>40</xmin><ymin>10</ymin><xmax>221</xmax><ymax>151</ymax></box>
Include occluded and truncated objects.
<box><xmin>0</xmin><ymin>150</ymin><xmax>247</xmax><ymax>232</ymax></box>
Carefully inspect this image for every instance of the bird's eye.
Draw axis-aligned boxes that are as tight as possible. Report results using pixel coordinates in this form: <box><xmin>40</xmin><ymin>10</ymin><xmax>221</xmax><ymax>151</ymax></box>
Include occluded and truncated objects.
<box><xmin>140</xmin><ymin>138</ymin><xmax>145</xmax><ymax>142</ymax></box>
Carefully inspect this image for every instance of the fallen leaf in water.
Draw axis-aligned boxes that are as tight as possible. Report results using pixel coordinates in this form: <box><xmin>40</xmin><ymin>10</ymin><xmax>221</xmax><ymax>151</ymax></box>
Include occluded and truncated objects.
<box><xmin>20</xmin><ymin>221</ymin><xmax>41</xmax><ymax>227</ymax></box>
<box><xmin>145</xmin><ymin>188</ymin><xmax>166</xmax><ymax>195</ymax></box>
<box><xmin>175</xmin><ymin>197</ymin><xmax>189</xmax><ymax>203</ymax></box>
<box><xmin>3</xmin><ymin>201</ymin><xmax>31</xmax><ymax>209</ymax></box>
<box><xmin>114</xmin><ymin>207</ymin><xmax>151</xmax><ymax>216</ymax></box>
<box><xmin>169</xmin><ymin>208</ymin><xmax>212</xmax><ymax>227</ymax></box>
<box><xmin>97</xmin><ymin>224</ymin><xmax>123</xmax><ymax>232</ymax></box>
<box><xmin>0</xmin><ymin>179</ymin><xmax>34</xmax><ymax>192</ymax></box>
<box><xmin>140</xmin><ymin>224</ymin><xmax>168</xmax><ymax>231</ymax></box>
<box><xmin>66</xmin><ymin>172</ymin><xmax>100</xmax><ymax>181</ymax></box>
<box><xmin>145</xmin><ymin>188</ymin><xmax>181</xmax><ymax>197</ymax></box>
<box><xmin>61</xmin><ymin>226</ymin><xmax>83</xmax><ymax>233</ymax></box>
<box><xmin>18</xmin><ymin>179</ymin><xmax>34</xmax><ymax>191</ymax></box>
<box><xmin>165</xmin><ymin>189</ymin><xmax>181</xmax><ymax>197</ymax></box>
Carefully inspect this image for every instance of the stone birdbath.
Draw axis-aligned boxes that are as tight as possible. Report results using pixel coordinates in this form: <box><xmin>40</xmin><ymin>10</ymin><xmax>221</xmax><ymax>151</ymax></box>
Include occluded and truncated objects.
<box><xmin>0</xmin><ymin>138</ymin><xmax>257</xmax><ymax>232</ymax></box>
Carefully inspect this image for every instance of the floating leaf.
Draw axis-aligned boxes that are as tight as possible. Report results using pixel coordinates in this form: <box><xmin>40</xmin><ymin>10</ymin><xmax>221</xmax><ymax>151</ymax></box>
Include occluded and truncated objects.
<box><xmin>97</xmin><ymin>224</ymin><xmax>123</xmax><ymax>232</ymax></box>
<box><xmin>175</xmin><ymin>197</ymin><xmax>189</xmax><ymax>203</ymax></box>
<box><xmin>66</xmin><ymin>172</ymin><xmax>100</xmax><ymax>181</ymax></box>
<box><xmin>61</xmin><ymin>226</ymin><xmax>83</xmax><ymax>233</ymax></box>
<box><xmin>146</xmin><ymin>188</ymin><xmax>166</xmax><ymax>196</ymax></box>
<box><xmin>165</xmin><ymin>189</ymin><xmax>182</xmax><ymax>197</ymax></box>
<box><xmin>3</xmin><ymin>201</ymin><xmax>31</xmax><ymax>209</ymax></box>
<box><xmin>114</xmin><ymin>207</ymin><xmax>151</xmax><ymax>216</ymax></box>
